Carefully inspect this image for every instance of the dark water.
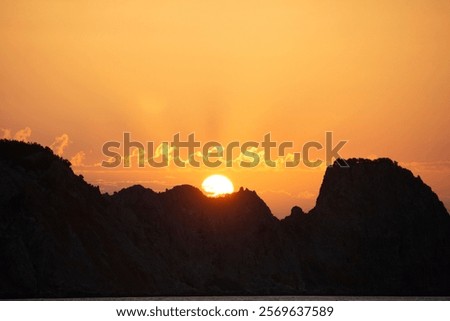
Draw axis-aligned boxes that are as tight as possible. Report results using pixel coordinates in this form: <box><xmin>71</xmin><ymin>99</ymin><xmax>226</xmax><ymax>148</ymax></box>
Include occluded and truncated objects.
<box><xmin>66</xmin><ymin>296</ymin><xmax>450</xmax><ymax>301</ymax></box>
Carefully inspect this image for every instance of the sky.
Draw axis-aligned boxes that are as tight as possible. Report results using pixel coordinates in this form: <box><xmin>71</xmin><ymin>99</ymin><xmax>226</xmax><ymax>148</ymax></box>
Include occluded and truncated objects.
<box><xmin>1</xmin><ymin>0</ymin><xmax>449</xmax><ymax>217</ymax></box>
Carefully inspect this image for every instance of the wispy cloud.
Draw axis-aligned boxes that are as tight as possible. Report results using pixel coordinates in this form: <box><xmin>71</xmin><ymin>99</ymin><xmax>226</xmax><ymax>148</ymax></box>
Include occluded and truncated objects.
<box><xmin>297</xmin><ymin>190</ymin><xmax>316</xmax><ymax>200</ymax></box>
<box><xmin>70</xmin><ymin>151</ymin><xmax>86</xmax><ymax>167</ymax></box>
<box><xmin>399</xmin><ymin>160</ymin><xmax>450</xmax><ymax>173</ymax></box>
<box><xmin>259</xmin><ymin>189</ymin><xmax>317</xmax><ymax>201</ymax></box>
<box><xmin>1</xmin><ymin>127</ymin><xmax>32</xmax><ymax>141</ymax></box>
<box><xmin>14</xmin><ymin>127</ymin><xmax>32</xmax><ymax>141</ymax></box>
<box><xmin>50</xmin><ymin>134</ymin><xmax>70</xmax><ymax>156</ymax></box>
<box><xmin>1</xmin><ymin>128</ymin><xmax>12</xmax><ymax>139</ymax></box>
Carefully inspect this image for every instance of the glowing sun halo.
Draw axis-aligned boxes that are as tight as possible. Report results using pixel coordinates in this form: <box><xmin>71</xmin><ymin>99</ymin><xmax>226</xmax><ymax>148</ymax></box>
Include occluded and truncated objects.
<box><xmin>202</xmin><ymin>175</ymin><xmax>234</xmax><ymax>197</ymax></box>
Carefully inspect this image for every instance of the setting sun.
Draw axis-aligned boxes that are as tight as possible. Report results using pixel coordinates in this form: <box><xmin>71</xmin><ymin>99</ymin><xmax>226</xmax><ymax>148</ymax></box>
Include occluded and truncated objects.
<box><xmin>202</xmin><ymin>175</ymin><xmax>234</xmax><ymax>197</ymax></box>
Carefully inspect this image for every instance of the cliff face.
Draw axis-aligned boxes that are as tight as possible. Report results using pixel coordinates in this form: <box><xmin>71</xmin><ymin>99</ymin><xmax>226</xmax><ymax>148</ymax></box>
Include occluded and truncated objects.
<box><xmin>105</xmin><ymin>184</ymin><xmax>304</xmax><ymax>296</ymax></box>
<box><xmin>0</xmin><ymin>141</ymin><xmax>154</xmax><ymax>297</ymax></box>
<box><xmin>0</xmin><ymin>140</ymin><xmax>304</xmax><ymax>298</ymax></box>
<box><xmin>284</xmin><ymin>158</ymin><xmax>450</xmax><ymax>295</ymax></box>
<box><xmin>0</xmin><ymin>141</ymin><xmax>449</xmax><ymax>298</ymax></box>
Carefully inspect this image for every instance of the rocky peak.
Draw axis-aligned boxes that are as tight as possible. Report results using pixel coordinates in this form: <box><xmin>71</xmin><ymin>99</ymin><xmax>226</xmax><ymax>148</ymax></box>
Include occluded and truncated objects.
<box><xmin>288</xmin><ymin>158</ymin><xmax>450</xmax><ymax>295</ymax></box>
<box><xmin>315</xmin><ymin>158</ymin><xmax>448</xmax><ymax>218</ymax></box>
<box><xmin>1</xmin><ymin>142</ymin><xmax>449</xmax><ymax>297</ymax></box>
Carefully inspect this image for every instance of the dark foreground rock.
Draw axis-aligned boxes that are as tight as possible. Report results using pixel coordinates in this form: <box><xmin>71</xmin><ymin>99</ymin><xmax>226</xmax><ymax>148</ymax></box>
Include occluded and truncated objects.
<box><xmin>283</xmin><ymin>158</ymin><xmax>450</xmax><ymax>295</ymax></box>
<box><xmin>0</xmin><ymin>140</ymin><xmax>449</xmax><ymax>298</ymax></box>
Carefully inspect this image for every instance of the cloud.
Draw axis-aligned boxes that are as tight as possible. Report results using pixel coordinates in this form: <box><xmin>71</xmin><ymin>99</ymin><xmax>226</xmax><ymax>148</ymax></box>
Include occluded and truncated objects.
<box><xmin>399</xmin><ymin>161</ymin><xmax>450</xmax><ymax>173</ymax></box>
<box><xmin>260</xmin><ymin>189</ymin><xmax>316</xmax><ymax>200</ymax></box>
<box><xmin>14</xmin><ymin>127</ymin><xmax>32</xmax><ymax>141</ymax></box>
<box><xmin>3</xmin><ymin>127</ymin><xmax>32</xmax><ymax>142</ymax></box>
<box><xmin>1</xmin><ymin>127</ymin><xmax>33</xmax><ymax>142</ymax></box>
<box><xmin>50</xmin><ymin>134</ymin><xmax>70</xmax><ymax>156</ymax></box>
<box><xmin>1</xmin><ymin>128</ymin><xmax>12</xmax><ymax>139</ymax></box>
<box><xmin>70</xmin><ymin>151</ymin><xmax>86</xmax><ymax>167</ymax></box>
<box><xmin>297</xmin><ymin>190</ymin><xmax>316</xmax><ymax>200</ymax></box>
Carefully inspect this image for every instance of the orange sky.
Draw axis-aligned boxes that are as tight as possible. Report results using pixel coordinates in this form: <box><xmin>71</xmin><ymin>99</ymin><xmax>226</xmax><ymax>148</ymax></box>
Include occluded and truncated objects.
<box><xmin>1</xmin><ymin>1</ymin><xmax>449</xmax><ymax>217</ymax></box>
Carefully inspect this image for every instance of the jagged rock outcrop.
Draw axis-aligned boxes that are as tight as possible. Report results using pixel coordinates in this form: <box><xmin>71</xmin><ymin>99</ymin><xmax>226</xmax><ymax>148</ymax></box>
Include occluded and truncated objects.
<box><xmin>0</xmin><ymin>141</ymin><xmax>449</xmax><ymax>298</ymax></box>
<box><xmin>0</xmin><ymin>140</ymin><xmax>303</xmax><ymax>298</ymax></box>
<box><xmin>283</xmin><ymin>158</ymin><xmax>450</xmax><ymax>295</ymax></box>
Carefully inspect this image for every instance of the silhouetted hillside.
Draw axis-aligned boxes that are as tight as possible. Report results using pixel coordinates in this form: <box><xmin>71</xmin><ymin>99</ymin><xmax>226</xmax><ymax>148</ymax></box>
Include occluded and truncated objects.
<box><xmin>0</xmin><ymin>140</ymin><xmax>449</xmax><ymax>298</ymax></box>
<box><xmin>283</xmin><ymin>158</ymin><xmax>450</xmax><ymax>295</ymax></box>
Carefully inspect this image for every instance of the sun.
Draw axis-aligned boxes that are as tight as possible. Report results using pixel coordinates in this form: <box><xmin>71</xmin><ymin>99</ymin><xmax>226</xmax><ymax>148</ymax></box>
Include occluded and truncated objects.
<box><xmin>202</xmin><ymin>174</ymin><xmax>234</xmax><ymax>197</ymax></box>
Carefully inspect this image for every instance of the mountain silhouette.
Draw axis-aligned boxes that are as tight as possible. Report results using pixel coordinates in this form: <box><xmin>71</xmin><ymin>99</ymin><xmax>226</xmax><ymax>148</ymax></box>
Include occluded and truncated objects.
<box><xmin>283</xmin><ymin>158</ymin><xmax>450</xmax><ymax>295</ymax></box>
<box><xmin>0</xmin><ymin>140</ymin><xmax>449</xmax><ymax>298</ymax></box>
